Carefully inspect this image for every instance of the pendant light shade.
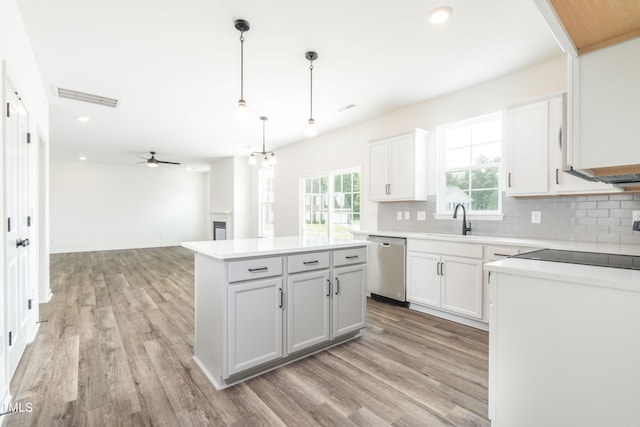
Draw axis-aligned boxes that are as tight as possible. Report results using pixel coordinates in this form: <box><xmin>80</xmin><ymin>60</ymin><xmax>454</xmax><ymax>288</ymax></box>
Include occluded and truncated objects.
<box><xmin>235</xmin><ymin>19</ymin><xmax>250</xmax><ymax>119</ymax></box>
<box><xmin>248</xmin><ymin>116</ymin><xmax>276</xmax><ymax>167</ymax></box>
<box><xmin>305</xmin><ymin>51</ymin><xmax>318</xmax><ymax>137</ymax></box>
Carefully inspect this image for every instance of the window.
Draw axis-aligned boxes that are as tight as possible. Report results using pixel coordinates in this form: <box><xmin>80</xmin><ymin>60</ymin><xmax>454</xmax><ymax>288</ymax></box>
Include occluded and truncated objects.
<box><xmin>259</xmin><ymin>168</ymin><xmax>274</xmax><ymax>237</ymax></box>
<box><xmin>437</xmin><ymin>112</ymin><xmax>502</xmax><ymax>217</ymax></box>
<box><xmin>301</xmin><ymin>169</ymin><xmax>360</xmax><ymax>239</ymax></box>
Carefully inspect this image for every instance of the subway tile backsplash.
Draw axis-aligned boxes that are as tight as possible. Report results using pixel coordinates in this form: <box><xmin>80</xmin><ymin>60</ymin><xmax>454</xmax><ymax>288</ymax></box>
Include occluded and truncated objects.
<box><xmin>377</xmin><ymin>192</ymin><xmax>640</xmax><ymax>245</ymax></box>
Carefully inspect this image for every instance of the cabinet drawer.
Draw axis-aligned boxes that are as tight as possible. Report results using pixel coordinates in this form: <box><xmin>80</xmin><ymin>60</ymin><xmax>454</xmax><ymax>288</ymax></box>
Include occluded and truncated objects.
<box><xmin>227</xmin><ymin>257</ymin><xmax>283</xmax><ymax>283</ymax></box>
<box><xmin>288</xmin><ymin>251</ymin><xmax>330</xmax><ymax>273</ymax></box>
<box><xmin>333</xmin><ymin>247</ymin><xmax>367</xmax><ymax>267</ymax></box>
<box><xmin>407</xmin><ymin>239</ymin><xmax>482</xmax><ymax>259</ymax></box>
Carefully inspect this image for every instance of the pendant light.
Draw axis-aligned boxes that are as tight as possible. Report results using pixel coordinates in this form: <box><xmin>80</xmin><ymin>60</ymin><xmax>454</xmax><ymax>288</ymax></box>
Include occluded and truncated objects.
<box><xmin>235</xmin><ymin>19</ymin><xmax>250</xmax><ymax>119</ymax></box>
<box><xmin>305</xmin><ymin>51</ymin><xmax>318</xmax><ymax>137</ymax></box>
<box><xmin>249</xmin><ymin>116</ymin><xmax>276</xmax><ymax>167</ymax></box>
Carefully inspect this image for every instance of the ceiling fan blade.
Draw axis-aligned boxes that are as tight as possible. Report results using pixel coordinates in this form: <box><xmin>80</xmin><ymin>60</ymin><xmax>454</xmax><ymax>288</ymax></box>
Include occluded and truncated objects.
<box><xmin>157</xmin><ymin>160</ymin><xmax>181</xmax><ymax>165</ymax></box>
<box><xmin>137</xmin><ymin>155</ymin><xmax>149</xmax><ymax>160</ymax></box>
<box><xmin>136</xmin><ymin>161</ymin><xmax>147</xmax><ymax>164</ymax></box>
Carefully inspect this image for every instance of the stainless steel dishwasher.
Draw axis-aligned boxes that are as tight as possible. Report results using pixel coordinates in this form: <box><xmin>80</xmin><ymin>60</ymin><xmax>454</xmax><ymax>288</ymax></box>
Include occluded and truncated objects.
<box><xmin>367</xmin><ymin>235</ymin><xmax>407</xmax><ymax>306</ymax></box>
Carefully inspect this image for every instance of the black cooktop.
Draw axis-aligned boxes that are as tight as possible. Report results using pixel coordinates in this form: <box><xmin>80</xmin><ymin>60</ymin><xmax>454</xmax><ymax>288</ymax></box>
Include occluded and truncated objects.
<box><xmin>512</xmin><ymin>249</ymin><xmax>640</xmax><ymax>271</ymax></box>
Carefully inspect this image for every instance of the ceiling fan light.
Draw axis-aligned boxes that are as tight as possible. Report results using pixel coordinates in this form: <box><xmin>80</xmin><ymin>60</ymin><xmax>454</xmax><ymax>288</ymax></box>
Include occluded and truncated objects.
<box><xmin>147</xmin><ymin>161</ymin><xmax>159</xmax><ymax>168</ymax></box>
<box><xmin>261</xmin><ymin>155</ymin><xmax>270</xmax><ymax>168</ymax></box>
<box><xmin>429</xmin><ymin>7</ymin><xmax>452</xmax><ymax>24</ymax></box>
<box><xmin>268</xmin><ymin>152</ymin><xmax>277</xmax><ymax>166</ymax></box>
<box><xmin>248</xmin><ymin>153</ymin><xmax>257</xmax><ymax>165</ymax></box>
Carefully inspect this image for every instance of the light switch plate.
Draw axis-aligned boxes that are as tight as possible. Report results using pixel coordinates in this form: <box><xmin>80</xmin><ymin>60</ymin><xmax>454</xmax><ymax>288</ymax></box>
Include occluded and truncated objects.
<box><xmin>404</xmin><ymin>211</ymin><xmax>410</xmax><ymax>220</ymax></box>
<box><xmin>396</xmin><ymin>211</ymin><xmax>403</xmax><ymax>220</ymax></box>
<box><xmin>531</xmin><ymin>211</ymin><xmax>541</xmax><ymax>224</ymax></box>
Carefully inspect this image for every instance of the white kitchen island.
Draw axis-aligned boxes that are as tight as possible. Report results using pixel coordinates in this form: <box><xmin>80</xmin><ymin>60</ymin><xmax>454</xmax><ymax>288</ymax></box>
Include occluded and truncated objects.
<box><xmin>182</xmin><ymin>236</ymin><xmax>368</xmax><ymax>390</ymax></box>
<box><xmin>484</xmin><ymin>256</ymin><xmax>640</xmax><ymax>427</ymax></box>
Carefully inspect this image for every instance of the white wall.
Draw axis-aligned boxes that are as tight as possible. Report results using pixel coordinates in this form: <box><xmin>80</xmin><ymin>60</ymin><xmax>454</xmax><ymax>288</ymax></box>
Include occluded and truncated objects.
<box><xmin>272</xmin><ymin>55</ymin><xmax>568</xmax><ymax>236</ymax></box>
<box><xmin>50</xmin><ymin>160</ymin><xmax>209</xmax><ymax>253</ymax></box>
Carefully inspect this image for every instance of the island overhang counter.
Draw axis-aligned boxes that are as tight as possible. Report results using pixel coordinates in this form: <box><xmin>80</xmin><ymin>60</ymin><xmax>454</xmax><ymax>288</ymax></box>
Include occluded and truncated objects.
<box><xmin>182</xmin><ymin>236</ymin><xmax>369</xmax><ymax>390</ymax></box>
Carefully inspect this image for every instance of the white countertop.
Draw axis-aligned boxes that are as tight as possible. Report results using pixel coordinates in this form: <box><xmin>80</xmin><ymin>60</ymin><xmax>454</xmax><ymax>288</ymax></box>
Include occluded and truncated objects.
<box><xmin>484</xmin><ymin>257</ymin><xmax>640</xmax><ymax>293</ymax></box>
<box><xmin>182</xmin><ymin>236</ymin><xmax>368</xmax><ymax>260</ymax></box>
<box><xmin>353</xmin><ymin>230</ymin><xmax>640</xmax><ymax>256</ymax></box>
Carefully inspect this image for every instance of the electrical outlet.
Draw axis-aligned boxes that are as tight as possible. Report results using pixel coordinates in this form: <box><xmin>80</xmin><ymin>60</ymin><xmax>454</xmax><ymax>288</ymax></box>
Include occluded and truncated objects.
<box><xmin>404</xmin><ymin>211</ymin><xmax>410</xmax><ymax>220</ymax></box>
<box><xmin>531</xmin><ymin>211</ymin><xmax>541</xmax><ymax>224</ymax></box>
<box><xmin>417</xmin><ymin>211</ymin><xmax>426</xmax><ymax>221</ymax></box>
<box><xmin>396</xmin><ymin>211</ymin><xmax>403</xmax><ymax>221</ymax></box>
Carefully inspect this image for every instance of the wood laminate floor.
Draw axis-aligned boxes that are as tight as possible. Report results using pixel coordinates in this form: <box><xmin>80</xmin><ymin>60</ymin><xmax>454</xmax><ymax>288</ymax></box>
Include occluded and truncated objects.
<box><xmin>3</xmin><ymin>246</ymin><xmax>489</xmax><ymax>426</ymax></box>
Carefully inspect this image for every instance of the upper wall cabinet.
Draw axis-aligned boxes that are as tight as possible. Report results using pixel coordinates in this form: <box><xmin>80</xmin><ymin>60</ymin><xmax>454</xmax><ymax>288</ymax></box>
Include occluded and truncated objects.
<box><xmin>369</xmin><ymin>129</ymin><xmax>429</xmax><ymax>202</ymax></box>
<box><xmin>504</xmin><ymin>95</ymin><xmax>617</xmax><ymax>197</ymax></box>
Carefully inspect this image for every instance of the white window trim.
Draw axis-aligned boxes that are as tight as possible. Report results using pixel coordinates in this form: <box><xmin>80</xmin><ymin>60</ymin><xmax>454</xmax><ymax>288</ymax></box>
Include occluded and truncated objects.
<box><xmin>436</xmin><ymin>111</ymin><xmax>504</xmax><ymax>220</ymax></box>
<box><xmin>258</xmin><ymin>167</ymin><xmax>274</xmax><ymax>237</ymax></box>
<box><xmin>299</xmin><ymin>167</ymin><xmax>361</xmax><ymax>239</ymax></box>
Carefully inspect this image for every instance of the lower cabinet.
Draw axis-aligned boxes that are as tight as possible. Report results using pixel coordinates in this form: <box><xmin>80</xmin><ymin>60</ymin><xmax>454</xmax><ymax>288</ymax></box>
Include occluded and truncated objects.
<box><xmin>287</xmin><ymin>270</ymin><xmax>331</xmax><ymax>354</ymax></box>
<box><xmin>286</xmin><ymin>263</ymin><xmax>367</xmax><ymax>354</ymax></box>
<box><xmin>407</xmin><ymin>251</ymin><xmax>483</xmax><ymax>319</ymax></box>
<box><xmin>332</xmin><ymin>264</ymin><xmax>367</xmax><ymax>337</ymax></box>
<box><xmin>406</xmin><ymin>239</ymin><xmax>484</xmax><ymax>323</ymax></box>
<box><xmin>227</xmin><ymin>277</ymin><xmax>283</xmax><ymax>375</ymax></box>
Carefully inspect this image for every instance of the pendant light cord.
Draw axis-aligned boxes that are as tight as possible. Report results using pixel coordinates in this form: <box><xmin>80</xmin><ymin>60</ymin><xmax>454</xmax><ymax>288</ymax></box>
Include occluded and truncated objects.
<box><xmin>309</xmin><ymin>61</ymin><xmax>314</xmax><ymax>119</ymax></box>
<box><xmin>240</xmin><ymin>33</ymin><xmax>245</xmax><ymax>101</ymax></box>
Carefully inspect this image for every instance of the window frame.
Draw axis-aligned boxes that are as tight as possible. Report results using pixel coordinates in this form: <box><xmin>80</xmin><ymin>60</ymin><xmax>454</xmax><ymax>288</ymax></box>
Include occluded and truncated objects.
<box><xmin>258</xmin><ymin>167</ymin><xmax>275</xmax><ymax>237</ymax></box>
<box><xmin>300</xmin><ymin>167</ymin><xmax>361</xmax><ymax>239</ymax></box>
<box><xmin>435</xmin><ymin>112</ymin><xmax>504</xmax><ymax>221</ymax></box>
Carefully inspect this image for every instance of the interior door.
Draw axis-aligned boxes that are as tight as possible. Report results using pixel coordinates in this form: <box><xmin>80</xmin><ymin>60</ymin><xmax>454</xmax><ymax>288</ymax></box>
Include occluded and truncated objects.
<box><xmin>5</xmin><ymin>83</ymin><xmax>31</xmax><ymax>378</ymax></box>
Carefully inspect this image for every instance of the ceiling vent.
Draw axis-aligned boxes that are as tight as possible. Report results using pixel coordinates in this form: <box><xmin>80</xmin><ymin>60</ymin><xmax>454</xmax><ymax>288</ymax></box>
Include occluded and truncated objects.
<box><xmin>56</xmin><ymin>87</ymin><xmax>119</xmax><ymax>108</ymax></box>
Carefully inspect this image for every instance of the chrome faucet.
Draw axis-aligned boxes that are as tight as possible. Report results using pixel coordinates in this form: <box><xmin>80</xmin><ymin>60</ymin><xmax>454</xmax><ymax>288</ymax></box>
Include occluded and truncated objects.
<box><xmin>453</xmin><ymin>203</ymin><xmax>472</xmax><ymax>235</ymax></box>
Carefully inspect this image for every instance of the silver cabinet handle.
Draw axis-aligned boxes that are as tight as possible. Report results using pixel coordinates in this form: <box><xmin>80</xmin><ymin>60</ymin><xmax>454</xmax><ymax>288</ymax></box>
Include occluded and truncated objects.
<box><xmin>303</xmin><ymin>260</ymin><xmax>319</xmax><ymax>265</ymax></box>
<box><xmin>346</xmin><ymin>255</ymin><xmax>359</xmax><ymax>260</ymax></box>
<box><xmin>278</xmin><ymin>288</ymin><xmax>284</xmax><ymax>308</ymax></box>
<box><xmin>493</xmin><ymin>253</ymin><xmax>511</xmax><ymax>257</ymax></box>
<box><xmin>556</xmin><ymin>168</ymin><xmax>560</xmax><ymax>185</ymax></box>
<box><xmin>508</xmin><ymin>172</ymin><xmax>512</xmax><ymax>188</ymax></box>
<box><xmin>335</xmin><ymin>277</ymin><xmax>340</xmax><ymax>295</ymax></box>
<box><xmin>248</xmin><ymin>267</ymin><xmax>268</xmax><ymax>273</ymax></box>
<box><xmin>326</xmin><ymin>279</ymin><xmax>331</xmax><ymax>297</ymax></box>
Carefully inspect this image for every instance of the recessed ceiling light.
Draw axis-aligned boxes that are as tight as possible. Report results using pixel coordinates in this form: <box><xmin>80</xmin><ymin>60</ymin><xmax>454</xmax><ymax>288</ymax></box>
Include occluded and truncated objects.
<box><xmin>76</xmin><ymin>116</ymin><xmax>89</xmax><ymax>123</ymax></box>
<box><xmin>429</xmin><ymin>6</ymin><xmax>452</xmax><ymax>24</ymax></box>
<box><xmin>79</xmin><ymin>156</ymin><xmax>87</xmax><ymax>161</ymax></box>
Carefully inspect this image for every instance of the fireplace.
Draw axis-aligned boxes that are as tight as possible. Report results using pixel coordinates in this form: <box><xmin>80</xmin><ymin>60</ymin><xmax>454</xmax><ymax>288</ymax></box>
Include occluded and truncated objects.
<box><xmin>210</xmin><ymin>212</ymin><xmax>233</xmax><ymax>240</ymax></box>
<box><xmin>213</xmin><ymin>221</ymin><xmax>226</xmax><ymax>241</ymax></box>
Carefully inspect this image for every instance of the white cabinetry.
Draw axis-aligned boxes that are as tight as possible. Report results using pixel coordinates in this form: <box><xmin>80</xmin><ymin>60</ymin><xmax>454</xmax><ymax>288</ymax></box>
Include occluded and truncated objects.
<box><xmin>286</xmin><ymin>252</ymin><xmax>331</xmax><ymax>354</ymax></box>
<box><xmin>505</xmin><ymin>96</ymin><xmax>615</xmax><ymax>196</ymax></box>
<box><xmin>227</xmin><ymin>278</ymin><xmax>283</xmax><ymax>375</ymax></box>
<box><xmin>407</xmin><ymin>240</ymin><xmax>483</xmax><ymax>321</ymax></box>
<box><xmin>191</xmin><ymin>242</ymin><xmax>367</xmax><ymax>390</ymax></box>
<box><xmin>369</xmin><ymin>129</ymin><xmax>429</xmax><ymax>201</ymax></box>
<box><xmin>226</xmin><ymin>256</ymin><xmax>284</xmax><ymax>375</ymax></box>
<box><xmin>504</xmin><ymin>100</ymin><xmax>550</xmax><ymax>196</ymax></box>
<box><xmin>569</xmin><ymin>37</ymin><xmax>640</xmax><ymax>171</ymax></box>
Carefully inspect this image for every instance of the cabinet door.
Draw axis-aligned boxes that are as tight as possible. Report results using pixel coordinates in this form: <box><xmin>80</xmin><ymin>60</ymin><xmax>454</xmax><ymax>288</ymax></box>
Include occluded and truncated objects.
<box><xmin>388</xmin><ymin>133</ymin><xmax>416</xmax><ymax>200</ymax></box>
<box><xmin>227</xmin><ymin>278</ymin><xmax>283</xmax><ymax>376</ymax></box>
<box><xmin>574</xmin><ymin>37</ymin><xmax>640</xmax><ymax>170</ymax></box>
<box><xmin>332</xmin><ymin>265</ymin><xmax>366</xmax><ymax>337</ymax></box>
<box><xmin>441</xmin><ymin>256</ymin><xmax>483</xmax><ymax>319</ymax></box>
<box><xmin>547</xmin><ymin>97</ymin><xmax>615</xmax><ymax>194</ymax></box>
<box><xmin>406</xmin><ymin>251</ymin><xmax>440</xmax><ymax>307</ymax></box>
<box><xmin>287</xmin><ymin>270</ymin><xmax>330</xmax><ymax>354</ymax></box>
<box><xmin>505</xmin><ymin>101</ymin><xmax>549</xmax><ymax>196</ymax></box>
<box><xmin>369</xmin><ymin>139</ymin><xmax>390</xmax><ymax>200</ymax></box>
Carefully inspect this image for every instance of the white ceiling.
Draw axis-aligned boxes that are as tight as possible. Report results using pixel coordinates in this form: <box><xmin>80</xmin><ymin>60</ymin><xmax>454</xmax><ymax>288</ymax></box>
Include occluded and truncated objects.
<box><xmin>17</xmin><ymin>0</ymin><xmax>562</xmax><ymax>171</ymax></box>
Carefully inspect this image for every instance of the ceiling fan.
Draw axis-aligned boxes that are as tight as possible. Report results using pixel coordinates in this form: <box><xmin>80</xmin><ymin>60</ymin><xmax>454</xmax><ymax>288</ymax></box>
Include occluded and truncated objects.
<box><xmin>137</xmin><ymin>151</ymin><xmax>181</xmax><ymax>168</ymax></box>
